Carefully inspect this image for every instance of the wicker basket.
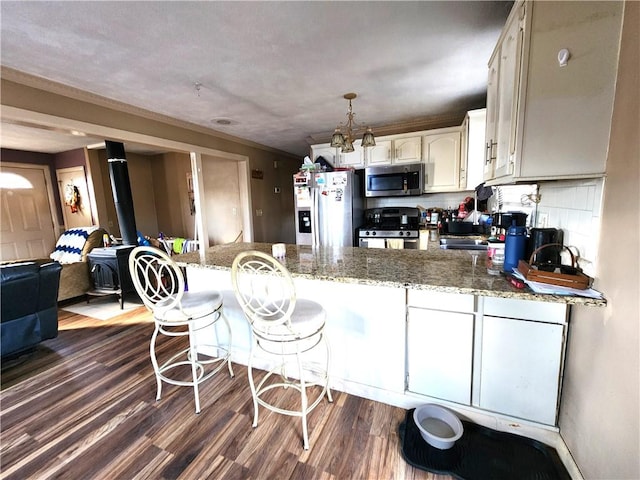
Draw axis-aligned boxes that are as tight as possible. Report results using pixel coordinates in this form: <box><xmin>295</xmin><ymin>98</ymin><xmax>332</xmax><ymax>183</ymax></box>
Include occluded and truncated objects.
<box><xmin>517</xmin><ymin>243</ymin><xmax>592</xmax><ymax>289</ymax></box>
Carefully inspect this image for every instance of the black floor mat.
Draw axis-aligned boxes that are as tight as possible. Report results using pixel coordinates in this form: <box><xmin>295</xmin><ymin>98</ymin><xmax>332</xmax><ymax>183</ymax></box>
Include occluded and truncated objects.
<box><xmin>400</xmin><ymin>409</ymin><xmax>571</xmax><ymax>480</ymax></box>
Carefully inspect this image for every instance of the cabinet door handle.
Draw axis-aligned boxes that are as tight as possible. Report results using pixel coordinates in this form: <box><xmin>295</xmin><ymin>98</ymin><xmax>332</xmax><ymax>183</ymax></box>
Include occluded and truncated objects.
<box><xmin>486</xmin><ymin>141</ymin><xmax>497</xmax><ymax>164</ymax></box>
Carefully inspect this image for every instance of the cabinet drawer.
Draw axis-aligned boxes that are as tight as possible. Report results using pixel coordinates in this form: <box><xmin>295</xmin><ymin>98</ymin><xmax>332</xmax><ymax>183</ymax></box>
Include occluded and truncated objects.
<box><xmin>483</xmin><ymin>297</ymin><xmax>568</xmax><ymax>324</ymax></box>
<box><xmin>408</xmin><ymin>290</ymin><xmax>475</xmax><ymax>313</ymax></box>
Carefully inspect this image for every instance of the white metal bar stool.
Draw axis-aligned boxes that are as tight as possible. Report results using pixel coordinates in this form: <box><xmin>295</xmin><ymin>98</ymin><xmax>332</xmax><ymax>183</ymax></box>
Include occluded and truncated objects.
<box><xmin>231</xmin><ymin>250</ymin><xmax>332</xmax><ymax>450</ymax></box>
<box><xmin>128</xmin><ymin>246</ymin><xmax>234</xmax><ymax>413</ymax></box>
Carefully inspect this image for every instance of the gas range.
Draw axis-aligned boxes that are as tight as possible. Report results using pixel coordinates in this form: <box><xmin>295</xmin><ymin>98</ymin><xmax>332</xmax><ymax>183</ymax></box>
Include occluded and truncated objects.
<box><xmin>358</xmin><ymin>226</ymin><xmax>420</xmax><ymax>239</ymax></box>
<box><xmin>358</xmin><ymin>207</ymin><xmax>420</xmax><ymax>239</ymax></box>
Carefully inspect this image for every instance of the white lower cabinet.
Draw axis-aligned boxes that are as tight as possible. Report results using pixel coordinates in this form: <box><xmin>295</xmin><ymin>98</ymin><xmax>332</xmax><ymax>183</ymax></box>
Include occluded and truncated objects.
<box><xmin>188</xmin><ymin>267</ymin><xmax>569</xmax><ymax>426</ymax></box>
<box><xmin>407</xmin><ymin>291</ymin><xmax>568</xmax><ymax>426</ymax></box>
<box><xmin>188</xmin><ymin>268</ymin><xmax>407</xmax><ymax>394</ymax></box>
<box><xmin>407</xmin><ymin>307</ymin><xmax>473</xmax><ymax>404</ymax></box>
<box><xmin>476</xmin><ymin>315</ymin><xmax>564</xmax><ymax>425</ymax></box>
<box><xmin>296</xmin><ymin>279</ymin><xmax>406</xmax><ymax>393</ymax></box>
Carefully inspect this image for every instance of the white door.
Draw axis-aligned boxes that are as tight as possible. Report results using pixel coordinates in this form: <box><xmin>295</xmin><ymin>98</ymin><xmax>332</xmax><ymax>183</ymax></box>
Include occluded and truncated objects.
<box><xmin>56</xmin><ymin>166</ymin><xmax>94</xmax><ymax>229</ymax></box>
<box><xmin>0</xmin><ymin>164</ymin><xmax>57</xmax><ymax>261</ymax></box>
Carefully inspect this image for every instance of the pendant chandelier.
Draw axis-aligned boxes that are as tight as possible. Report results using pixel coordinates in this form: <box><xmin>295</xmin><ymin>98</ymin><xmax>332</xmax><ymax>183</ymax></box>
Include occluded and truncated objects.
<box><xmin>330</xmin><ymin>93</ymin><xmax>376</xmax><ymax>153</ymax></box>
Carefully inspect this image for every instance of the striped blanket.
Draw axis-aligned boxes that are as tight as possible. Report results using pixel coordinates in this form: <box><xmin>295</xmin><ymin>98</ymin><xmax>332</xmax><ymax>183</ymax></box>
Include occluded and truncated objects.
<box><xmin>50</xmin><ymin>226</ymin><xmax>100</xmax><ymax>264</ymax></box>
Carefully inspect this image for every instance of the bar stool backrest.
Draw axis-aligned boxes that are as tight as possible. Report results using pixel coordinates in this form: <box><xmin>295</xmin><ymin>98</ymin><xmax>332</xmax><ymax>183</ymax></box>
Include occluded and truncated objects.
<box><xmin>231</xmin><ymin>250</ymin><xmax>296</xmax><ymax>332</ymax></box>
<box><xmin>129</xmin><ymin>246</ymin><xmax>185</xmax><ymax>314</ymax></box>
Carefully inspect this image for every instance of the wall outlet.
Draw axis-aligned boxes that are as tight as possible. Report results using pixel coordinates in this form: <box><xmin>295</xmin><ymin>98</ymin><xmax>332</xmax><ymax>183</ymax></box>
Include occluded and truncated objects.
<box><xmin>256</xmin><ymin>209</ymin><xmax>263</xmax><ymax>217</ymax></box>
<box><xmin>232</xmin><ymin>207</ymin><xmax>237</xmax><ymax>216</ymax></box>
<box><xmin>273</xmin><ymin>160</ymin><xmax>279</xmax><ymax>169</ymax></box>
<box><xmin>274</xmin><ymin>187</ymin><xmax>281</xmax><ymax>194</ymax></box>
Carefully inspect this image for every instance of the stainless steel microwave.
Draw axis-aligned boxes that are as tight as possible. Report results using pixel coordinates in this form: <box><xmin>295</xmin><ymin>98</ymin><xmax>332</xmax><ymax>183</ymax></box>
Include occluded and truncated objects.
<box><xmin>364</xmin><ymin>163</ymin><xmax>424</xmax><ymax>197</ymax></box>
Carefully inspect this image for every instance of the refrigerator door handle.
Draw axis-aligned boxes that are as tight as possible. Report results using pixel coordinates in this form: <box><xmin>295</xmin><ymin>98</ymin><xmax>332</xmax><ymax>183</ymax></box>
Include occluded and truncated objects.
<box><xmin>311</xmin><ymin>187</ymin><xmax>319</xmax><ymax>247</ymax></box>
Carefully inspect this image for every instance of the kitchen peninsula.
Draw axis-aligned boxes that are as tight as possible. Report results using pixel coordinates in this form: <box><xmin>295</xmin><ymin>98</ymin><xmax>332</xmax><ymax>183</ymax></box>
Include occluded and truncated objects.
<box><xmin>176</xmin><ymin>242</ymin><xmax>605</xmax><ymax>444</ymax></box>
<box><xmin>176</xmin><ymin>242</ymin><xmax>604</xmax><ymax>306</ymax></box>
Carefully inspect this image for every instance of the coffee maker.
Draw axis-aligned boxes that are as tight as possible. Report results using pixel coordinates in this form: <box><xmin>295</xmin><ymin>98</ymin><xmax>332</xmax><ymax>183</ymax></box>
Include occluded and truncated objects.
<box><xmin>527</xmin><ymin>228</ymin><xmax>563</xmax><ymax>268</ymax></box>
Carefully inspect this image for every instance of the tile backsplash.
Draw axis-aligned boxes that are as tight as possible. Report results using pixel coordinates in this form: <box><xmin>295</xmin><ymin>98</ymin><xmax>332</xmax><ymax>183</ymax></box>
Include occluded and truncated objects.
<box><xmin>366</xmin><ymin>191</ymin><xmax>473</xmax><ymax>211</ymax></box>
<box><xmin>366</xmin><ymin>178</ymin><xmax>604</xmax><ymax>277</ymax></box>
<box><xmin>537</xmin><ymin>178</ymin><xmax>604</xmax><ymax>277</ymax></box>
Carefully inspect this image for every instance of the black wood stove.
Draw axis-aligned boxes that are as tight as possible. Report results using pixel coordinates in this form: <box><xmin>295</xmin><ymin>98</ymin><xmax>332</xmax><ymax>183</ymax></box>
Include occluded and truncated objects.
<box><xmin>87</xmin><ymin>245</ymin><xmax>137</xmax><ymax>308</ymax></box>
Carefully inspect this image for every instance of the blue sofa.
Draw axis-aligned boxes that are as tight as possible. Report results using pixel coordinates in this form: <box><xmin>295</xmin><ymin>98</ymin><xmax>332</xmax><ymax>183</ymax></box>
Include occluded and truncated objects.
<box><xmin>1</xmin><ymin>260</ymin><xmax>62</xmax><ymax>358</ymax></box>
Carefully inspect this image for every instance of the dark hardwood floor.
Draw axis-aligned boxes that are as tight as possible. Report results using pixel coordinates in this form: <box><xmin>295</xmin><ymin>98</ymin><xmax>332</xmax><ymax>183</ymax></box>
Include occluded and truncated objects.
<box><xmin>1</xmin><ymin>305</ymin><xmax>451</xmax><ymax>479</ymax></box>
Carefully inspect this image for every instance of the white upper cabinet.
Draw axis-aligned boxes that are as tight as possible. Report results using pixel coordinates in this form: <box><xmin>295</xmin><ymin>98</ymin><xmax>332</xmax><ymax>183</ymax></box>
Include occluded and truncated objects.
<box><xmin>310</xmin><ymin>142</ymin><xmax>365</xmax><ymax>169</ymax></box>
<box><xmin>484</xmin><ymin>57</ymin><xmax>500</xmax><ymax>181</ymax></box>
<box><xmin>311</xmin><ymin>127</ymin><xmax>469</xmax><ymax>194</ymax></box>
<box><xmin>310</xmin><ymin>144</ymin><xmax>337</xmax><ymax>167</ymax></box>
<box><xmin>393</xmin><ymin>136</ymin><xmax>422</xmax><ymax>164</ymax></box>
<box><xmin>339</xmin><ymin>143</ymin><xmax>365</xmax><ymax>169</ymax></box>
<box><xmin>485</xmin><ymin>1</ymin><xmax>624</xmax><ymax>184</ymax></box>
<box><xmin>423</xmin><ymin>128</ymin><xmax>462</xmax><ymax>192</ymax></box>
<box><xmin>365</xmin><ymin>140</ymin><xmax>392</xmax><ymax>166</ymax></box>
<box><xmin>365</xmin><ymin>136</ymin><xmax>421</xmax><ymax>167</ymax></box>
<box><xmin>484</xmin><ymin>2</ymin><xmax>524</xmax><ymax>182</ymax></box>
<box><xmin>461</xmin><ymin>109</ymin><xmax>486</xmax><ymax>190</ymax></box>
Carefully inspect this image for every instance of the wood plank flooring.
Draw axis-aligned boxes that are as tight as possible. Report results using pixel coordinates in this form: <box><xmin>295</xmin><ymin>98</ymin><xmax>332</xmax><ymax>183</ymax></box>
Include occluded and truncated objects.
<box><xmin>1</xmin><ymin>305</ymin><xmax>452</xmax><ymax>480</ymax></box>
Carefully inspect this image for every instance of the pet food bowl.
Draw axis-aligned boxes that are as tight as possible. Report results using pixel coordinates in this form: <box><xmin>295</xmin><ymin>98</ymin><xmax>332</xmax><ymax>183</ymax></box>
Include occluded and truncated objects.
<box><xmin>413</xmin><ymin>404</ymin><xmax>464</xmax><ymax>450</ymax></box>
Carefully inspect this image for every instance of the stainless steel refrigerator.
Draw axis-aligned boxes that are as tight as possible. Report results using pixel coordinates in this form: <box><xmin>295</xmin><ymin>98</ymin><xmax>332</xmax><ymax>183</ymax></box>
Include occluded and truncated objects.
<box><xmin>293</xmin><ymin>170</ymin><xmax>364</xmax><ymax>247</ymax></box>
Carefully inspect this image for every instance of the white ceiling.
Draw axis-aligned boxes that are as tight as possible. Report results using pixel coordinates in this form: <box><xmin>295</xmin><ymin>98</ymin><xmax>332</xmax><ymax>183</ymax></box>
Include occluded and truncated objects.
<box><xmin>0</xmin><ymin>1</ymin><xmax>512</xmax><ymax>157</ymax></box>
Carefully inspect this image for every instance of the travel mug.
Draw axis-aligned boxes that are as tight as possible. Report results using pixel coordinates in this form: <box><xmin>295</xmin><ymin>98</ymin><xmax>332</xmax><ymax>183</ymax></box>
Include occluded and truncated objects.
<box><xmin>504</xmin><ymin>225</ymin><xmax>527</xmax><ymax>273</ymax></box>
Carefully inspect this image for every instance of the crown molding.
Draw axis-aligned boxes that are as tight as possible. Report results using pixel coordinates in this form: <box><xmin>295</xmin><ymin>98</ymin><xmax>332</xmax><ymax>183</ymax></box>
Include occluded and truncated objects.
<box><xmin>306</xmin><ymin>111</ymin><xmax>468</xmax><ymax>145</ymax></box>
<box><xmin>0</xmin><ymin>67</ymin><xmax>297</xmax><ymax>159</ymax></box>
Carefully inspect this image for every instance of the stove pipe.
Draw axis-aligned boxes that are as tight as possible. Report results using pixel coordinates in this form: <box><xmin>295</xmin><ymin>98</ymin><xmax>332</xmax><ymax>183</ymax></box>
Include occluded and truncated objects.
<box><xmin>106</xmin><ymin>141</ymin><xmax>138</xmax><ymax>246</ymax></box>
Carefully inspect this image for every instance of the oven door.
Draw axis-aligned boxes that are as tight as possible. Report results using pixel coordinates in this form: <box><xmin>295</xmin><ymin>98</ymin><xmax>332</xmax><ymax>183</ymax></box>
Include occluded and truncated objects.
<box><xmin>358</xmin><ymin>237</ymin><xmax>418</xmax><ymax>249</ymax></box>
<box><xmin>359</xmin><ymin>237</ymin><xmax>387</xmax><ymax>248</ymax></box>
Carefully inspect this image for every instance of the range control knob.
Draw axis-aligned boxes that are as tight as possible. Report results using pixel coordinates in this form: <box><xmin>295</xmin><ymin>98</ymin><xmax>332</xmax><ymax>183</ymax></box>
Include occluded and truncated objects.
<box><xmin>372</xmin><ymin>231</ymin><xmax>376</xmax><ymax>236</ymax></box>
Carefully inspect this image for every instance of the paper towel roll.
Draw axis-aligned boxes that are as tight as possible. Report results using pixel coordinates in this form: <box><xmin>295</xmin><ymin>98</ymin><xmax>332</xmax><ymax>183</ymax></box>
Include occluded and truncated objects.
<box><xmin>419</xmin><ymin>230</ymin><xmax>429</xmax><ymax>250</ymax></box>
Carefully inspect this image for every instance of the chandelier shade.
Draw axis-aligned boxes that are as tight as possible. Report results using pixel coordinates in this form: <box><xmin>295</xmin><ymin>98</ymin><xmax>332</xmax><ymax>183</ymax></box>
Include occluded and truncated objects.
<box><xmin>330</xmin><ymin>93</ymin><xmax>375</xmax><ymax>153</ymax></box>
<box><xmin>330</xmin><ymin>128</ymin><xmax>346</xmax><ymax>148</ymax></box>
<box><xmin>361</xmin><ymin>127</ymin><xmax>376</xmax><ymax>148</ymax></box>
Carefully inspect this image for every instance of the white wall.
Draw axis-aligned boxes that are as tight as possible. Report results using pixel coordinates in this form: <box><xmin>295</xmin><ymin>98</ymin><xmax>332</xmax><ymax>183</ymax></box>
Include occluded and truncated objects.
<box><xmin>558</xmin><ymin>3</ymin><xmax>639</xmax><ymax>478</ymax></box>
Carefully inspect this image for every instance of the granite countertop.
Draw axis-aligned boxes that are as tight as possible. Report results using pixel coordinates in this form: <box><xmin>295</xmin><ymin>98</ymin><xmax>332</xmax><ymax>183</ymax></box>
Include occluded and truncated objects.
<box><xmin>174</xmin><ymin>242</ymin><xmax>606</xmax><ymax>307</ymax></box>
